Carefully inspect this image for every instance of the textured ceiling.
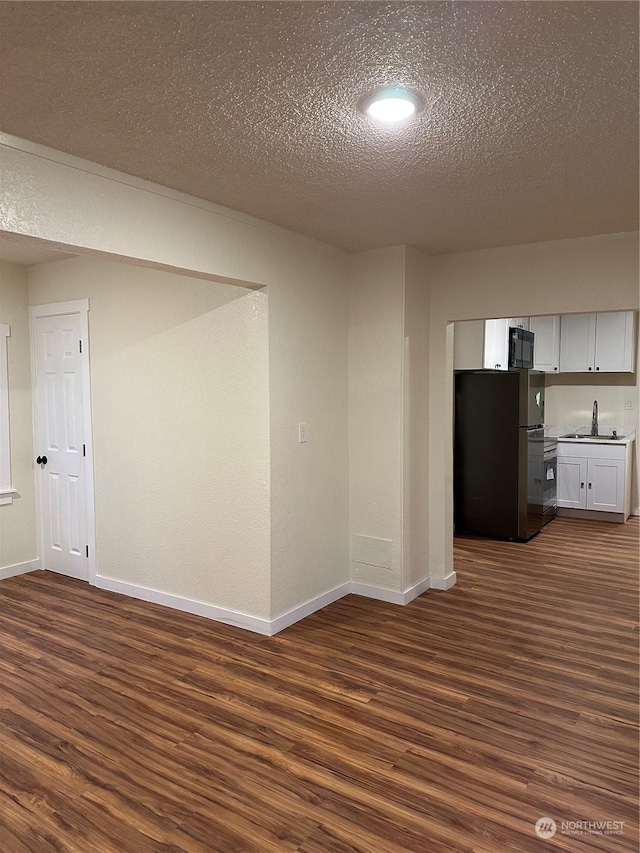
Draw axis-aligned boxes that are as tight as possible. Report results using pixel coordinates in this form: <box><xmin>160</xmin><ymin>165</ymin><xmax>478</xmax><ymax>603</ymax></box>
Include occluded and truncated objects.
<box><xmin>0</xmin><ymin>1</ymin><xmax>637</xmax><ymax>254</ymax></box>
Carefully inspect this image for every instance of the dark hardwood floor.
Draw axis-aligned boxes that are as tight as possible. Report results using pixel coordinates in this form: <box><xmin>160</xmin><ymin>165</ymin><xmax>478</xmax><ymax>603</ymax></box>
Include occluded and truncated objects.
<box><xmin>0</xmin><ymin>517</ymin><xmax>638</xmax><ymax>852</ymax></box>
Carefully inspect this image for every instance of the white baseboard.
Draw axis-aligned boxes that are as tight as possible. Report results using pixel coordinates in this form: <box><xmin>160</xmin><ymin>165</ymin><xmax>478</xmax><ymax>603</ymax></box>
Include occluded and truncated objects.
<box><xmin>351</xmin><ymin>575</ymin><xmax>431</xmax><ymax>605</ymax></box>
<box><xmin>631</xmin><ymin>507</ymin><xmax>639</xmax><ymax>517</ymax></box>
<box><xmin>269</xmin><ymin>582</ymin><xmax>351</xmax><ymax>635</ymax></box>
<box><xmin>0</xmin><ymin>558</ymin><xmax>40</xmax><ymax>580</ymax></box>
<box><xmin>94</xmin><ymin>575</ymin><xmax>272</xmax><ymax>636</ymax></box>
<box><xmin>82</xmin><ymin>572</ymin><xmax>455</xmax><ymax>637</ymax></box>
<box><xmin>430</xmin><ymin>572</ymin><xmax>458</xmax><ymax>591</ymax></box>
<box><xmin>350</xmin><ymin>582</ymin><xmax>406</xmax><ymax>605</ymax></box>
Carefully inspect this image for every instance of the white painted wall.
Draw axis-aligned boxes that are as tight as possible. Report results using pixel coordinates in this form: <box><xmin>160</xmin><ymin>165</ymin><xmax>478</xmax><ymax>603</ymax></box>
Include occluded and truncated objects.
<box><xmin>545</xmin><ymin>375</ymin><xmax>638</xmax><ymax>434</ymax></box>
<box><xmin>0</xmin><ymin>261</ymin><xmax>37</xmax><ymax>570</ymax></box>
<box><xmin>348</xmin><ymin>247</ymin><xmax>405</xmax><ymax>591</ymax></box>
<box><xmin>0</xmin><ymin>135</ymin><xmax>337</xmax><ymax>290</ymax></box>
<box><xmin>3</xmin><ymin>135</ymin><xmax>638</xmax><ymax>626</ymax></box>
<box><xmin>268</xmin><ymin>244</ymin><xmax>349</xmax><ymax>619</ymax></box>
<box><xmin>2</xmin><ymin>137</ymin><xmax>349</xmax><ymax>622</ymax></box>
<box><xmin>453</xmin><ymin>320</ymin><xmax>484</xmax><ymax>370</ymax></box>
<box><xmin>429</xmin><ymin>231</ymin><xmax>640</xmax><ymax>575</ymax></box>
<box><xmin>28</xmin><ymin>257</ymin><xmax>272</xmax><ymax>616</ymax></box>
<box><xmin>403</xmin><ymin>247</ymin><xmax>432</xmax><ymax>588</ymax></box>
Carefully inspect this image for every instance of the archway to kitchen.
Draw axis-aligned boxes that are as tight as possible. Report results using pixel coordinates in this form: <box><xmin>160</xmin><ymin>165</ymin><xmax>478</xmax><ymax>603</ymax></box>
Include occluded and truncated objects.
<box><xmin>427</xmin><ymin>232</ymin><xmax>639</xmax><ymax>589</ymax></box>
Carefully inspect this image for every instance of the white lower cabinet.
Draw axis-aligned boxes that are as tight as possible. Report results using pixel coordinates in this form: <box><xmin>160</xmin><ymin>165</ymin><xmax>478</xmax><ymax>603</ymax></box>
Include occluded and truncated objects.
<box><xmin>557</xmin><ymin>440</ymin><xmax>633</xmax><ymax>518</ymax></box>
<box><xmin>587</xmin><ymin>457</ymin><xmax>625</xmax><ymax>511</ymax></box>
<box><xmin>557</xmin><ymin>456</ymin><xmax>588</xmax><ymax>509</ymax></box>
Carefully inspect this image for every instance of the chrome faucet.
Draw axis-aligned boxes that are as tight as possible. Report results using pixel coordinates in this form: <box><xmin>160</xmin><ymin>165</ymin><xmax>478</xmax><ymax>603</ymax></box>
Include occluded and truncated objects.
<box><xmin>591</xmin><ymin>400</ymin><xmax>598</xmax><ymax>436</ymax></box>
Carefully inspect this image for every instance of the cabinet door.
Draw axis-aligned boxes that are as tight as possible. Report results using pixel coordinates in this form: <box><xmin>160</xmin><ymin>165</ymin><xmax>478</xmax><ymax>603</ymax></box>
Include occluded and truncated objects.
<box><xmin>530</xmin><ymin>315</ymin><xmax>561</xmax><ymax>373</ymax></box>
<box><xmin>594</xmin><ymin>312</ymin><xmax>635</xmax><ymax>372</ymax></box>
<box><xmin>483</xmin><ymin>319</ymin><xmax>509</xmax><ymax>370</ymax></box>
<box><xmin>587</xmin><ymin>457</ymin><xmax>625</xmax><ymax>512</ymax></box>
<box><xmin>559</xmin><ymin>314</ymin><xmax>597</xmax><ymax>372</ymax></box>
<box><xmin>557</xmin><ymin>457</ymin><xmax>587</xmax><ymax>508</ymax></box>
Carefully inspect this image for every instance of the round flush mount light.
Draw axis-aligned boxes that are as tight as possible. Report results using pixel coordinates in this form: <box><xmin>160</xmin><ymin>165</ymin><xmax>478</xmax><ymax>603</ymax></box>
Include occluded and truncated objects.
<box><xmin>363</xmin><ymin>88</ymin><xmax>420</xmax><ymax>124</ymax></box>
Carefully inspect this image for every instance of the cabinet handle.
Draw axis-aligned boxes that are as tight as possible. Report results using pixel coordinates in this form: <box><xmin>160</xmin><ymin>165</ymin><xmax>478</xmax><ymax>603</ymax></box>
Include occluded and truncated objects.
<box><xmin>554</xmin><ymin>367</ymin><xmax>558</xmax><ymax>371</ymax></box>
<box><xmin>596</xmin><ymin>366</ymin><xmax>600</xmax><ymax>371</ymax></box>
<box><xmin>588</xmin><ymin>366</ymin><xmax>592</xmax><ymax>371</ymax></box>
<box><xmin>580</xmin><ymin>482</ymin><xmax>584</xmax><ymax>489</ymax></box>
<box><xmin>588</xmin><ymin>483</ymin><xmax>592</xmax><ymax>489</ymax></box>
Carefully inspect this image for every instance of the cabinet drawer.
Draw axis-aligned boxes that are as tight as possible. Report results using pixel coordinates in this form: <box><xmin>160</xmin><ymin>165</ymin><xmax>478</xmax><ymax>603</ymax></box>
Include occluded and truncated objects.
<box><xmin>557</xmin><ymin>441</ymin><xmax>626</xmax><ymax>460</ymax></box>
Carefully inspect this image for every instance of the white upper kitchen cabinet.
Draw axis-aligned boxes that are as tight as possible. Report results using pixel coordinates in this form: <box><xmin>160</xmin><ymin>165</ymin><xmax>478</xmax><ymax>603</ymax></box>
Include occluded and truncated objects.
<box><xmin>529</xmin><ymin>315</ymin><xmax>561</xmax><ymax>373</ymax></box>
<box><xmin>593</xmin><ymin>311</ymin><xmax>635</xmax><ymax>372</ymax></box>
<box><xmin>559</xmin><ymin>313</ymin><xmax>597</xmax><ymax>372</ymax></box>
<box><xmin>560</xmin><ymin>311</ymin><xmax>635</xmax><ymax>373</ymax></box>
<box><xmin>483</xmin><ymin>318</ymin><xmax>509</xmax><ymax>370</ymax></box>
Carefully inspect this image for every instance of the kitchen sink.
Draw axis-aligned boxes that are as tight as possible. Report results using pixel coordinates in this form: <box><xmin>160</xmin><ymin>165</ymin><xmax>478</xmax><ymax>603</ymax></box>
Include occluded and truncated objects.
<box><xmin>561</xmin><ymin>433</ymin><xmax>624</xmax><ymax>441</ymax></box>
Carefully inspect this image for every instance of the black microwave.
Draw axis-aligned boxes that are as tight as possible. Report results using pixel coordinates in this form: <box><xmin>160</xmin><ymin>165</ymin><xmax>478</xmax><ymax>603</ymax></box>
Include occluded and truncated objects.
<box><xmin>509</xmin><ymin>327</ymin><xmax>534</xmax><ymax>369</ymax></box>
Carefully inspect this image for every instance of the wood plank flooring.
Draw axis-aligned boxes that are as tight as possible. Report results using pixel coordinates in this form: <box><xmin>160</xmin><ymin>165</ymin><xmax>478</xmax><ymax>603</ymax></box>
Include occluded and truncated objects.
<box><xmin>0</xmin><ymin>516</ymin><xmax>638</xmax><ymax>852</ymax></box>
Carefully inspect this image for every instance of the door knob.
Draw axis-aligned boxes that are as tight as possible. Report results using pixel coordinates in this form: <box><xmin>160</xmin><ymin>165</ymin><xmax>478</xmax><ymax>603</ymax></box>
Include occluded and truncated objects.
<box><xmin>36</xmin><ymin>455</ymin><xmax>48</xmax><ymax>465</ymax></box>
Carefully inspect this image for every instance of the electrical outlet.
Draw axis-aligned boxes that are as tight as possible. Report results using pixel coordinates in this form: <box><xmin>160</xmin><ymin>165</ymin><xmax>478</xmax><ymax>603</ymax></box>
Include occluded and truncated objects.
<box><xmin>298</xmin><ymin>422</ymin><xmax>309</xmax><ymax>443</ymax></box>
<box><xmin>626</xmin><ymin>400</ymin><xmax>633</xmax><ymax>410</ymax></box>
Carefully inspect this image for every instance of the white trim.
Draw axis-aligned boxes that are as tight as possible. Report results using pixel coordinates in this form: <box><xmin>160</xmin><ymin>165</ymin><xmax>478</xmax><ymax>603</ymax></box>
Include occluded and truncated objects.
<box><xmin>402</xmin><ymin>576</ymin><xmax>432</xmax><ymax>601</ymax></box>
<box><xmin>29</xmin><ymin>299</ymin><xmax>89</xmax><ymax>319</ymax></box>
<box><xmin>631</xmin><ymin>507</ymin><xmax>639</xmax><ymax>517</ymax></box>
<box><xmin>0</xmin><ymin>559</ymin><xmax>40</xmax><ymax>580</ymax></box>
<box><xmin>0</xmin><ymin>488</ymin><xmax>17</xmax><ymax>506</ymax></box>
<box><xmin>93</xmin><ymin>577</ymin><xmax>433</xmax><ymax>636</ymax></box>
<box><xmin>430</xmin><ymin>572</ymin><xmax>458</xmax><ymax>591</ymax></box>
<box><xmin>350</xmin><ymin>582</ymin><xmax>406</xmax><ymax>605</ymax></box>
<box><xmin>94</xmin><ymin>575</ymin><xmax>272</xmax><ymax>636</ymax></box>
<box><xmin>40</xmin><ymin>572</ymin><xmax>453</xmax><ymax>636</ymax></box>
<box><xmin>269</xmin><ymin>583</ymin><xmax>351</xmax><ymax>635</ymax></box>
<box><xmin>30</xmin><ymin>299</ymin><xmax>97</xmax><ymax>585</ymax></box>
<box><xmin>351</xmin><ymin>576</ymin><xmax>431</xmax><ymax>605</ymax></box>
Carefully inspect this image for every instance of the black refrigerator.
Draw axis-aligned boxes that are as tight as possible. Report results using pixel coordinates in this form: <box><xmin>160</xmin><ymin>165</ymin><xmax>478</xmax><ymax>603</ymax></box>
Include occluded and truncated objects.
<box><xmin>454</xmin><ymin>369</ymin><xmax>545</xmax><ymax>541</ymax></box>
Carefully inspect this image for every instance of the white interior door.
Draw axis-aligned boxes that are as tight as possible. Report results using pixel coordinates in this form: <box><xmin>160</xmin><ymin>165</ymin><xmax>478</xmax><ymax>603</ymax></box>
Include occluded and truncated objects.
<box><xmin>32</xmin><ymin>305</ymin><xmax>92</xmax><ymax>580</ymax></box>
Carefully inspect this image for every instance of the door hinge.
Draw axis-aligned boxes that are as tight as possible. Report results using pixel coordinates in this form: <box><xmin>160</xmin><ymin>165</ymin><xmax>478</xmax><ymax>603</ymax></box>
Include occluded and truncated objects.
<box><xmin>79</xmin><ymin>340</ymin><xmax>83</xmax><ymax>353</ymax></box>
<box><xmin>83</xmin><ymin>444</ymin><xmax>86</xmax><ymax>457</ymax></box>
<box><xmin>86</xmin><ymin>545</ymin><xmax>89</xmax><ymax>558</ymax></box>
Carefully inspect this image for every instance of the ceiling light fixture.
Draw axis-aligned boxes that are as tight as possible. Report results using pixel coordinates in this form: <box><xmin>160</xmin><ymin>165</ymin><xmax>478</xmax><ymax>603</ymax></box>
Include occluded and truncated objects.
<box><xmin>364</xmin><ymin>88</ymin><xmax>420</xmax><ymax>124</ymax></box>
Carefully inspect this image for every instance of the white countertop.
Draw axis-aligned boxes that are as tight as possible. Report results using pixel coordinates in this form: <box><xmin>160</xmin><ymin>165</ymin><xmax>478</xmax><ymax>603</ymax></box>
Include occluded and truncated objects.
<box><xmin>546</xmin><ymin>425</ymin><xmax>636</xmax><ymax>446</ymax></box>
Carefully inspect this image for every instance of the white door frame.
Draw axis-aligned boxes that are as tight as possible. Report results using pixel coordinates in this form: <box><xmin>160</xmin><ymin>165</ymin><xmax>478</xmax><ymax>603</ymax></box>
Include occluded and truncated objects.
<box><xmin>29</xmin><ymin>299</ymin><xmax>97</xmax><ymax>584</ymax></box>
